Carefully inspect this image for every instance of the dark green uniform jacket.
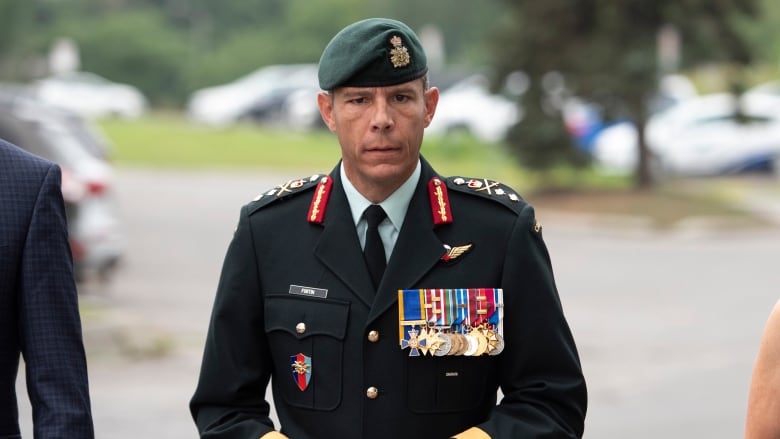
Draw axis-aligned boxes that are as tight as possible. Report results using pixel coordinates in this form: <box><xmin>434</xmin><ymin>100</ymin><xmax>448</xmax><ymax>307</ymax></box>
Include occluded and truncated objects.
<box><xmin>190</xmin><ymin>157</ymin><xmax>587</xmax><ymax>438</ymax></box>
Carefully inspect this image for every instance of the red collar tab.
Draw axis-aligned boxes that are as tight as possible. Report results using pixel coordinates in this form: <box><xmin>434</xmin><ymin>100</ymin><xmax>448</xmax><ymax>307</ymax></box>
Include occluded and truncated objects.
<box><xmin>307</xmin><ymin>176</ymin><xmax>333</xmax><ymax>224</ymax></box>
<box><xmin>428</xmin><ymin>177</ymin><xmax>453</xmax><ymax>226</ymax></box>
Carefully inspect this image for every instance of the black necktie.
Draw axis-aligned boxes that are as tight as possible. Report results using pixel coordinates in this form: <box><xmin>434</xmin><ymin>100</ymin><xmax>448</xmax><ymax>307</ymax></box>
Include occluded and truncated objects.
<box><xmin>363</xmin><ymin>205</ymin><xmax>387</xmax><ymax>289</ymax></box>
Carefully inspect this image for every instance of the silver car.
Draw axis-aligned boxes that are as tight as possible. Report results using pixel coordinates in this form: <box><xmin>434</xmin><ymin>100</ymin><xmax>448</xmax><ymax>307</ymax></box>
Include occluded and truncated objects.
<box><xmin>0</xmin><ymin>86</ymin><xmax>125</xmax><ymax>282</ymax></box>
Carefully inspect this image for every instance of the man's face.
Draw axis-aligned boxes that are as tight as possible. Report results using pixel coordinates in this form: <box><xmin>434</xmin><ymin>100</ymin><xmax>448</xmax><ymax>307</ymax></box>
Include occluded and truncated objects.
<box><xmin>317</xmin><ymin>79</ymin><xmax>439</xmax><ymax>201</ymax></box>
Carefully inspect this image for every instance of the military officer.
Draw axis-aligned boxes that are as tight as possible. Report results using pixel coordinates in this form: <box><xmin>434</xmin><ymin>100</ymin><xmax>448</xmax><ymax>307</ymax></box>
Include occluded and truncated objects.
<box><xmin>190</xmin><ymin>17</ymin><xmax>586</xmax><ymax>439</ymax></box>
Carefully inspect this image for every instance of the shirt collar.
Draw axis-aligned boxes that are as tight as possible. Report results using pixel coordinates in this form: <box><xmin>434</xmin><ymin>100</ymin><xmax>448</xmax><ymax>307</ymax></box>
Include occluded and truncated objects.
<box><xmin>341</xmin><ymin>160</ymin><xmax>421</xmax><ymax>230</ymax></box>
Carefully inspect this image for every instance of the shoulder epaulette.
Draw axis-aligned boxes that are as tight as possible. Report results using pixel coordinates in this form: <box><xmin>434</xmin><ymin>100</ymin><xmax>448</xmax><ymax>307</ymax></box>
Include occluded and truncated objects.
<box><xmin>445</xmin><ymin>176</ymin><xmax>527</xmax><ymax>214</ymax></box>
<box><xmin>247</xmin><ymin>174</ymin><xmax>325</xmax><ymax>215</ymax></box>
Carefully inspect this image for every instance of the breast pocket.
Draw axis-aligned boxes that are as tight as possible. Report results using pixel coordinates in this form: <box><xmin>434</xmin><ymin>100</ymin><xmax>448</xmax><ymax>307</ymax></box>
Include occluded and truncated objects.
<box><xmin>406</xmin><ymin>355</ymin><xmax>490</xmax><ymax>414</ymax></box>
<box><xmin>264</xmin><ymin>295</ymin><xmax>350</xmax><ymax>411</ymax></box>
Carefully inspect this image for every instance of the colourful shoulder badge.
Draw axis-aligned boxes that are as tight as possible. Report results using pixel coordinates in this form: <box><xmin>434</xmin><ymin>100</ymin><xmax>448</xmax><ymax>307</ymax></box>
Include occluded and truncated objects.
<box><xmin>248</xmin><ymin>174</ymin><xmax>323</xmax><ymax>215</ymax></box>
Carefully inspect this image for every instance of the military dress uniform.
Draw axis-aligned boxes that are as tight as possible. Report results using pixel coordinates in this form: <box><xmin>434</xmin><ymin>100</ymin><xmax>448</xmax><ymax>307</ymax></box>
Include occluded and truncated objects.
<box><xmin>190</xmin><ymin>157</ymin><xmax>586</xmax><ymax>439</ymax></box>
<box><xmin>190</xmin><ymin>17</ymin><xmax>586</xmax><ymax>439</ymax></box>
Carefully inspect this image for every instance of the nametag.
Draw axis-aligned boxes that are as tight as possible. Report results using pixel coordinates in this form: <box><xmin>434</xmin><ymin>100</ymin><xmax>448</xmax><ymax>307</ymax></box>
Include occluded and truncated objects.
<box><xmin>289</xmin><ymin>285</ymin><xmax>328</xmax><ymax>299</ymax></box>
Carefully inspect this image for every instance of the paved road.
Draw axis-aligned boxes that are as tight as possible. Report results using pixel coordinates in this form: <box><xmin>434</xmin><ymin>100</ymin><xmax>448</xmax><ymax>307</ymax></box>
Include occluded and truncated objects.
<box><xmin>16</xmin><ymin>167</ymin><xmax>780</xmax><ymax>438</ymax></box>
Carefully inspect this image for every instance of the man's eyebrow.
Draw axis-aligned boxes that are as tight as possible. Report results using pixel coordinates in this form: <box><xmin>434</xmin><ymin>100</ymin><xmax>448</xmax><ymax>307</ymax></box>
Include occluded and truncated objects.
<box><xmin>389</xmin><ymin>85</ymin><xmax>418</xmax><ymax>95</ymax></box>
<box><xmin>338</xmin><ymin>88</ymin><xmax>372</xmax><ymax>98</ymax></box>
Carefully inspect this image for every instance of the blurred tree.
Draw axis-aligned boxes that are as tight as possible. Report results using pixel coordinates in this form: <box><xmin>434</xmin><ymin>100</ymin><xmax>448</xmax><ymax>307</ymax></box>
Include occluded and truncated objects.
<box><xmin>742</xmin><ymin>0</ymin><xmax>780</xmax><ymax>67</ymax></box>
<box><xmin>373</xmin><ymin>0</ymin><xmax>503</xmax><ymax>67</ymax></box>
<box><xmin>58</xmin><ymin>8</ymin><xmax>190</xmax><ymax>106</ymax></box>
<box><xmin>0</xmin><ymin>0</ymin><xmax>21</xmax><ymax>57</ymax></box>
<box><xmin>182</xmin><ymin>0</ymin><xmax>370</xmax><ymax>90</ymax></box>
<box><xmin>0</xmin><ymin>0</ymin><xmax>37</xmax><ymax>79</ymax></box>
<box><xmin>492</xmin><ymin>0</ymin><xmax>760</xmax><ymax>188</ymax></box>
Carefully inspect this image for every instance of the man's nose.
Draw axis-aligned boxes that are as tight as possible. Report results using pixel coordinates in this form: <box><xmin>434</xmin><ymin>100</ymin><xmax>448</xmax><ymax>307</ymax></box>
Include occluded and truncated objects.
<box><xmin>370</xmin><ymin>101</ymin><xmax>394</xmax><ymax>131</ymax></box>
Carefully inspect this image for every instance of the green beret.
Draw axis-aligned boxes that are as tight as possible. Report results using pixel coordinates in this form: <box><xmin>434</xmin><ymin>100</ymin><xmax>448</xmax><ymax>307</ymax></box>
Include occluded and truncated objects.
<box><xmin>318</xmin><ymin>18</ymin><xmax>428</xmax><ymax>90</ymax></box>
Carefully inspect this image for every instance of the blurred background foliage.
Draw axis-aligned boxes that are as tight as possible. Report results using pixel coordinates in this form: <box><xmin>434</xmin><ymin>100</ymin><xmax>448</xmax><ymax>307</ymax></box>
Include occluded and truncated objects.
<box><xmin>1</xmin><ymin>0</ymin><xmax>780</xmax><ymax>188</ymax></box>
<box><xmin>0</xmin><ymin>0</ymin><xmax>504</xmax><ymax>105</ymax></box>
<box><xmin>491</xmin><ymin>0</ymin><xmax>768</xmax><ymax>187</ymax></box>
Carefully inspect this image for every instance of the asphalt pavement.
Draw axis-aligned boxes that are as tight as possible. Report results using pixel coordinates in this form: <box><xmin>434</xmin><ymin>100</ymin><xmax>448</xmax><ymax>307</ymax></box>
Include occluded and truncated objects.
<box><xmin>15</xmin><ymin>167</ymin><xmax>780</xmax><ymax>438</ymax></box>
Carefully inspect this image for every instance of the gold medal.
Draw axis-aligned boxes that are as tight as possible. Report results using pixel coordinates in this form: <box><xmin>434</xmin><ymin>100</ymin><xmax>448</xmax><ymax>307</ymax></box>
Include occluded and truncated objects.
<box><xmin>447</xmin><ymin>333</ymin><xmax>463</xmax><ymax>356</ymax></box>
<box><xmin>483</xmin><ymin>328</ymin><xmax>499</xmax><ymax>355</ymax></box>
<box><xmin>424</xmin><ymin>328</ymin><xmax>444</xmax><ymax>356</ymax></box>
<box><xmin>470</xmin><ymin>327</ymin><xmax>488</xmax><ymax>356</ymax></box>
<box><xmin>417</xmin><ymin>327</ymin><xmax>431</xmax><ymax>356</ymax></box>
<box><xmin>453</xmin><ymin>334</ymin><xmax>468</xmax><ymax>356</ymax></box>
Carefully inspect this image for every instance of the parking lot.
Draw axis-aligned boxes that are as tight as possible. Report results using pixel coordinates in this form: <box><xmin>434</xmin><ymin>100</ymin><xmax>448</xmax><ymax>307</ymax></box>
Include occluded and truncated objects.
<box><xmin>15</xmin><ymin>167</ymin><xmax>780</xmax><ymax>438</ymax></box>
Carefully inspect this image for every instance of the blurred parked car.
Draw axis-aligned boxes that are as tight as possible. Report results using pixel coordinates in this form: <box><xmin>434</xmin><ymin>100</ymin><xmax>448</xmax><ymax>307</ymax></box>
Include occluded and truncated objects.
<box><xmin>748</xmin><ymin>80</ymin><xmax>780</xmax><ymax>97</ymax></box>
<box><xmin>564</xmin><ymin>73</ymin><xmax>698</xmax><ymax>153</ymax></box>
<box><xmin>0</xmin><ymin>87</ymin><xmax>125</xmax><ymax>282</ymax></box>
<box><xmin>33</xmin><ymin>71</ymin><xmax>148</xmax><ymax>119</ymax></box>
<box><xmin>590</xmin><ymin>91</ymin><xmax>780</xmax><ymax>176</ymax></box>
<box><xmin>426</xmin><ymin>74</ymin><xmax>522</xmax><ymax>143</ymax></box>
<box><xmin>186</xmin><ymin>64</ymin><xmax>318</xmax><ymax>126</ymax></box>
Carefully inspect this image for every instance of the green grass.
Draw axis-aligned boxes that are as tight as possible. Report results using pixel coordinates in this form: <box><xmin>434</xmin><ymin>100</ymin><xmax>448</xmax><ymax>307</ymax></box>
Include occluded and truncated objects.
<box><xmin>98</xmin><ymin>113</ymin><xmax>629</xmax><ymax>195</ymax></box>
<box><xmin>98</xmin><ymin>114</ymin><xmax>773</xmax><ymax>228</ymax></box>
<box><xmin>99</xmin><ymin>114</ymin><xmax>342</xmax><ymax>171</ymax></box>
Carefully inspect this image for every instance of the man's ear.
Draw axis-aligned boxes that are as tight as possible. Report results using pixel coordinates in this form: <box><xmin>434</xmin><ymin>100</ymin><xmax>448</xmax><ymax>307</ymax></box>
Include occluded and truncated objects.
<box><xmin>423</xmin><ymin>86</ymin><xmax>439</xmax><ymax>128</ymax></box>
<box><xmin>317</xmin><ymin>92</ymin><xmax>337</xmax><ymax>132</ymax></box>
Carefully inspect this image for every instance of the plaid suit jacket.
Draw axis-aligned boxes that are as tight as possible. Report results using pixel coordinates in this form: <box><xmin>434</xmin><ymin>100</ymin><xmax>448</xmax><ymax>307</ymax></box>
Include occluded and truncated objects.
<box><xmin>0</xmin><ymin>139</ymin><xmax>94</xmax><ymax>438</ymax></box>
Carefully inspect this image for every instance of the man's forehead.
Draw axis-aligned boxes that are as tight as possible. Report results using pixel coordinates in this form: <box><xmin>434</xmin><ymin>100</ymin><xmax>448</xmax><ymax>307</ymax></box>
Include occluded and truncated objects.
<box><xmin>335</xmin><ymin>79</ymin><xmax>425</xmax><ymax>95</ymax></box>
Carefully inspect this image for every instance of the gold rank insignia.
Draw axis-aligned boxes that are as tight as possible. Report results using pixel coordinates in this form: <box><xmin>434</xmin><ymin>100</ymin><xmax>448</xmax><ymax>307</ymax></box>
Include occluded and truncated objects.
<box><xmin>427</xmin><ymin>177</ymin><xmax>453</xmax><ymax>225</ymax></box>
<box><xmin>307</xmin><ymin>176</ymin><xmax>333</xmax><ymax>224</ymax></box>
<box><xmin>389</xmin><ymin>35</ymin><xmax>410</xmax><ymax>68</ymax></box>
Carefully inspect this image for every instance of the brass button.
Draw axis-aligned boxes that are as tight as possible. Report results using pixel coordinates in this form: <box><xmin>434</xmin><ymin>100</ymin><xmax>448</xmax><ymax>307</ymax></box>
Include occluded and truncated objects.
<box><xmin>366</xmin><ymin>386</ymin><xmax>379</xmax><ymax>399</ymax></box>
<box><xmin>295</xmin><ymin>322</ymin><xmax>306</xmax><ymax>334</ymax></box>
<box><xmin>367</xmin><ymin>330</ymin><xmax>379</xmax><ymax>342</ymax></box>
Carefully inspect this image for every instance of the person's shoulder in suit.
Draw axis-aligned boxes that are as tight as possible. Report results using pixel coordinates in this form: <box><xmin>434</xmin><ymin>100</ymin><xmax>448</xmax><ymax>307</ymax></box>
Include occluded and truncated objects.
<box><xmin>0</xmin><ymin>138</ymin><xmax>59</xmax><ymax>181</ymax></box>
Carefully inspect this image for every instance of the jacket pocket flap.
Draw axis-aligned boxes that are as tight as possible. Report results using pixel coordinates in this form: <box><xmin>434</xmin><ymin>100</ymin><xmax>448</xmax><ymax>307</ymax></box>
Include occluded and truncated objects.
<box><xmin>264</xmin><ymin>295</ymin><xmax>350</xmax><ymax>340</ymax></box>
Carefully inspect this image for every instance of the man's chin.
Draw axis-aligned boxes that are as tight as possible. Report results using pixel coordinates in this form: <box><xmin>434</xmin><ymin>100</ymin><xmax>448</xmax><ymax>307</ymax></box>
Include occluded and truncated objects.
<box><xmin>367</xmin><ymin>163</ymin><xmax>414</xmax><ymax>183</ymax></box>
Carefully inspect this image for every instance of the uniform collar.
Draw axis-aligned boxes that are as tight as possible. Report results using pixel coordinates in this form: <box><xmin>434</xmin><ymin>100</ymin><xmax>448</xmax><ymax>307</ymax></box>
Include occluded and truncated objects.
<box><xmin>340</xmin><ymin>160</ymin><xmax>421</xmax><ymax>231</ymax></box>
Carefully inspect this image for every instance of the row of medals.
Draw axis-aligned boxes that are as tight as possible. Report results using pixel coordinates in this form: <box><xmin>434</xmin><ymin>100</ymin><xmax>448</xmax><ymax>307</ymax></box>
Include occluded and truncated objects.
<box><xmin>408</xmin><ymin>324</ymin><xmax>505</xmax><ymax>357</ymax></box>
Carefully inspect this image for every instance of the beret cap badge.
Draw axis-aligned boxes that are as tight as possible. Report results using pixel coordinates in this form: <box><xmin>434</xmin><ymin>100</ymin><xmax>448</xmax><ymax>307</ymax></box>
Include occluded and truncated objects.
<box><xmin>389</xmin><ymin>35</ymin><xmax>411</xmax><ymax>68</ymax></box>
<box><xmin>317</xmin><ymin>18</ymin><xmax>428</xmax><ymax>89</ymax></box>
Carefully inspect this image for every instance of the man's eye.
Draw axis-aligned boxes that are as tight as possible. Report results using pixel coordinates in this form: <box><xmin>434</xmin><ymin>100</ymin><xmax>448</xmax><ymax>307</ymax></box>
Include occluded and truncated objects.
<box><xmin>394</xmin><ymin>95</ymin><xmax>409</xmax><ymax>103</ymax></box>
<box><xmin>349</xmin><ymin>97</ymin><xmax>366</xmax><ymax>104</ymax></box>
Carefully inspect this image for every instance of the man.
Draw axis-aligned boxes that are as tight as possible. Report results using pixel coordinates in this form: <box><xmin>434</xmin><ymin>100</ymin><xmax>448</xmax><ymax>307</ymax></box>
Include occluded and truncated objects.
<box><xmin>191</xmin><ymin>18</ymin><xmax>586</xmax><ymax>439</ymax></box>
<box><xmin>0</xmin><ymin>139</ymin><xmax>94</xmax><ymax>438</ymax></box>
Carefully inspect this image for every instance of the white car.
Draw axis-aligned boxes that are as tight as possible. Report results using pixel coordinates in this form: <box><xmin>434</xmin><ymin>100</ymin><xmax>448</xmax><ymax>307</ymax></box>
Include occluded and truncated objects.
<box><xmin>426</xmin><ymin>74</ymin><xmax>522</xmax><ymax>143</ymax></box>
<box><xmin>34</xmin><ymin>71</ymin><xmax>148</xmax><ymax>119</ymax></box>
<box><xmin>186</xmin><ymin>64</ymin><xmax>319</xmax><ymax>126</ymax></box>
<box><xmin>591</xmin><ymin>92</ymin><xmax>780</xmax><ymax>176</ymax></box>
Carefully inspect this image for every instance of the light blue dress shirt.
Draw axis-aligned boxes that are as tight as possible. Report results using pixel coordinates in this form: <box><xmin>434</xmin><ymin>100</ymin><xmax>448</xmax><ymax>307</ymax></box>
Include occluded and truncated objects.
<box><xmin>341</xmin><ymin>160</ymin><xmax>421</xmax><ymax>262</ymax></box>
